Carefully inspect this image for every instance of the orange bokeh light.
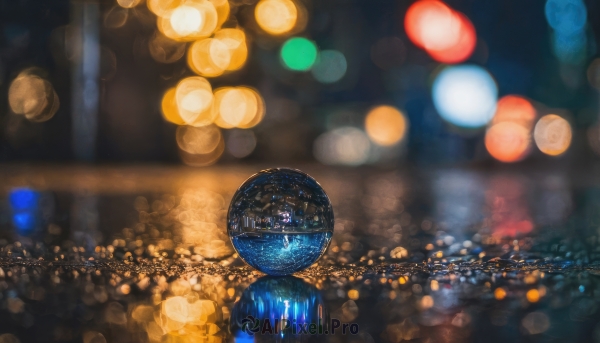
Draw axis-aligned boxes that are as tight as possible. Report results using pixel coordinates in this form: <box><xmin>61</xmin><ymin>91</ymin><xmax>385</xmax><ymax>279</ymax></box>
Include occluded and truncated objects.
<box><xmin>485</xmin><ymin>122</ymin><xmax>531</xmax><ymax>163</ymax></box>
<box><xmin>404</xmin><ymin>0</ymin><xmax>476</xmax><ymax>64</ymax></box>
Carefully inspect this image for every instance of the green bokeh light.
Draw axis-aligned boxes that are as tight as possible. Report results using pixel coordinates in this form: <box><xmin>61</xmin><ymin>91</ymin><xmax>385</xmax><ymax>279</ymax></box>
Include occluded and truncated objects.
<box><xmin>280</xmin><ymin>37</ymin><xmax>318</xmax><ymax>71</ymax></box>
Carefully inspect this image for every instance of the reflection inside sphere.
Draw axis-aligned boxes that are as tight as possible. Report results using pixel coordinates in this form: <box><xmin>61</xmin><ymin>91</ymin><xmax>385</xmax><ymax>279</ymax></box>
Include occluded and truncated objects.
<box><xmin>231</xmin><ymin>276</ymin><xmax>328</xmax><ymax>340</ymax></box>
<box><xmin>228</xmin><ymin>168</ymin><xmax>334</xmax><ymax>275</ymax></box>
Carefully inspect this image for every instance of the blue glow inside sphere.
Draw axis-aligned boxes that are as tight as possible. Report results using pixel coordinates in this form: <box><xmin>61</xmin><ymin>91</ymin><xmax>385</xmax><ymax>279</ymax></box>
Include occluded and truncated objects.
<box><xmin>228</xmin><ymin>168</ymin><xmax>334</xmax><ymax>275</ymax></box>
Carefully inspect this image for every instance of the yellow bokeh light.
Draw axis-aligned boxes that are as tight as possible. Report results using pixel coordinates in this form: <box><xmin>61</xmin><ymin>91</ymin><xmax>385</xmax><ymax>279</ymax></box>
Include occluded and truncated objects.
<box><xmin>348</xmin><ymin>289</ymin><xmax>359</xmax><ymax>300</ymax></box>
<box><xmin>179</xmin><ymin>133</ymin><xmax>225</xmax><ymax>166</ymax></box>
<box><xmin>255</xmin><ymin>0</ymin><xmax>297</xmax><ymax>35</ymax></box>
<box><xmin>170</xmin><ymin>5</ymin><xmax>203</xmax><ymax>37</ymax></box>
<box><xmin>161</xmin><ymin>88</ymin><xmax>185</xmax><ymax>125</ymax></box>
<box><xmin>117</xmin><ymin>0</ymin><xmax>141</xmax><ymax>8</ymax></box>
<box><xmin>157</xmin><ymin>0</ymin><xmax>218</xmax><ymax>41</ymax></box>
<box><xmin>8</xmin><ymin>71</ymin><xmax>59</xmax><ymax>123</ymax></box>
<box><xmin>147</xmin><ymin>0</ymin><xmax>182</xmax><ymax>18</ymax></box>
<box><xmin>187</xmin><ymin>38</ymin><xmax>231</xmax><ymax>77</ymax></box>
<box><xmin>209</xmin><ymin>0</ymin><xmax>230</xmax><ymax>28</ymax></box>
<box><xmin>214</xmin><ymin>28</ymin><xmax>248</xmax><ymax>71</ymax></box>
<box><xmin>365</xmin><ymin>105</ymin><xmax>408</xmax><ymax>146</ymax></box>
<box><xmin>175</xmin><ymin>77</ymin><xmax>216</xmax><ymax>126</ymax></box>
<box><xmin>176</xmin><ymin>125</ymin><xmax>222</xmax><ymax>155</ymax></box>
<box><xmin>533</xmin><ymin>114</ymin><xmax>572</xmax><ymax>156</ymax></box>
<box><xmin>213</xmin><ymin>87</ymin><xmax>265</xmax><ymax>128</ymax></box>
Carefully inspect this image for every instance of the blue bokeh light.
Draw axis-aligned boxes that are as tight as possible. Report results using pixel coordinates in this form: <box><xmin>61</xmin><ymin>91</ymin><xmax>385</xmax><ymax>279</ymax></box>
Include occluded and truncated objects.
<box><xmin>12</xmin><ymin>212</ymin><xmax>36</xmax><ymax>232</ymax></box>
<box><xmin>432</xmin><ymin>65</ymin><xmax>498</xmax><ymax>128</ymax></box>
<box><xmin>9</xmin><ymin>188</ymin><xmax>40</xmax><ymax>233</ymax></box>
<box><xmin>9</xmin><ymin>188</ymin><xmax>39</xmax><ymax>211</ymax></box>
<box><xmin>545</xmin><ymin>0</ymin><xmax>587</xmax><ymax>35</ymax></box>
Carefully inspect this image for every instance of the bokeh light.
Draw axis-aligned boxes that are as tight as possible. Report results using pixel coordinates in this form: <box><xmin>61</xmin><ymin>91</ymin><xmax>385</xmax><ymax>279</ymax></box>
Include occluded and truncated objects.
<box><xmin>117</xmin><ymin>0</ymin><xmax>141</xmax><ymax>8</ymax></box>
<box><xmin>176</xmin><ymin>125</ymin><xmax>222</xmax><ymax>155</ymax></box>
<box><xmin>427</xmin><ymin>13</ymin><xmax>476</xmax><ymax>64</ymax></box>
<box><xmin>161</xmin><ymin>88</ymin><xmax>186</xmax><ymax>125</ymax></box>
<box><xmin>432</xmin><ymin>65</ymin><xmax>497</xmax><ymax>128</ymax></box>
<box><xmin>587</xmin><ymin>124</ymin><xmax>600</xmax><ymax>156</ymax></box>
<box><xmin>170</xmin><ymin>5</ymin><xmax>203</xmax><ymax>37</ymax></box>
<box><xmin>213</xmin><ymin>87</ymin><xmax>265</xmax><ymax>129</ymax></box>
<box><xmin>534</xmin><ymin>114</ymin><xmax>572</xmax><ymax>156</ymax></box>
<box><xmin>187</xmin><ymin>38</ymin><xmax>231</xmax><ymax>77</ymax></box>
<box><xmin>179</xmin><ymin>132</ymin><xmax>225</xmax><ymax>166</ymax></box>
<box><xmin>364</xmin><ymin>105</ymin><xmax>408</xmax><ymax>146</ymax></box>
<box><xmin>8</xmin><ymin>71</ymin><xmax>60</xmax><ymax>123</ymax></box>
<box><xmin>587</xmin><ymin>58</ymin><xmax>600</xmax><ymax>90</ymax></box>
<box><xmin>175</xmin><ymin>76</ymin><xmax>216</xmax><ymax>126</ymax></box>
<box><xmin>280</xmin><ymin>37</ymin><xmax>318</xmax><ymax>71</ymax></box>
<box><xmin>226</xmin><ymin>129</ymin><xmax>257</xmax><ymax>158</ymax></box>
<box><xmin>314</xmin><ymin>127</ymin><xmax>371</xmax><ymax>166</ymax></box>
<box><xmin>147</xmin><ymin>0</ymin><xmax>182</xmax><ymax>18</ymax></box>
<box><xmin>311</xmin><ymin>50</ymin><xmax>347</xmax><ymax>84</ymax></box>
<box><xmin>158</xmin><ymin>0</ymin><xmax>218</xmax><ymax>41</ymax></box>
<box><xmin>404</xmin><ymin>0</ymin><xmax>476</xmax><ymax>63</ymax></box>
<box><xmin>485</xmin><ymin>122</ymin><xmax>531</xmax><ymax>163</ymax></box>
<box><xmin>255</xmin><ymin>0</ymin><xmax>297</xmax><ymax>35</ymax></box>
<box><xmin>211</xmin><ymin>0</ymin><xmax>230</xmax><ymax>28</ymax></box>
<box><xmin>148</xmin><ymin>31</ymin><xmax>187</xmax><ymax>64</ymax></box>
<box><xmin>545</xmin><ymin>0</ymin><xmax>587</xmax><ymax>35</ymax></box>
<box><xmin>492</xmin><ymin>95</ymin><xmax>536</xmax><ymax>128</ymax></box>
<box><xmin>370</xmin><ymin>37</ymin><xmax>406</xmax><ymax>70</ymax></box>
<box><xmin>214</xmin><ymin>28</ymin><xmax>248</xmax><ymax>71</ymax></box>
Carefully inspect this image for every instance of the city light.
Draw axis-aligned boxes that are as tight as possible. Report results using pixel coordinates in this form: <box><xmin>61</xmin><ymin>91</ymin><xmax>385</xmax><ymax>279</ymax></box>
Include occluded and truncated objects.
<box><xmin>255</xmin><ymin>0</ymin><xmax>298</xmax><ymax>35</ymax></box>
<box><xmin>432</xmin><ymin>65</ymin><xmax>497</xmax><ymax>128</ymax></box>
<box><xmin>280</xmin><ymin>37</ymin><xmax>318</xmax><ymax>71</ymax></box>
<box><xmin>534</xmin><ymin>114</ymin><xmax>572</xmax><ymax>156</ymax></box>
<box><xmin>364</xmin><ymin>105</ymin><xmax>408</xmax><ymax>146</ymax></box>
<box><xmin>311</xmin><ymin>50</ymin><xmax>347</xmax><ymax>84</ymax></box>
<box><xmin>175</xmin><ymin>77</ymin><xmax>215</xmax><ymax>126</ymax></box>
<box><xmin>485</xmin><ymin>122</ymin><xmax>531</xmax><ymax>163</ymax></box>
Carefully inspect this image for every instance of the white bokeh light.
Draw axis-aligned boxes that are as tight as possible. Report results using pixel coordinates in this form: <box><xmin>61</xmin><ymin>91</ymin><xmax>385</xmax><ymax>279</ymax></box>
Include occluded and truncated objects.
<box><xmin>432</xmin><ymin>65</ymin><xmax>498</xmax><ymax>128</ymax></box>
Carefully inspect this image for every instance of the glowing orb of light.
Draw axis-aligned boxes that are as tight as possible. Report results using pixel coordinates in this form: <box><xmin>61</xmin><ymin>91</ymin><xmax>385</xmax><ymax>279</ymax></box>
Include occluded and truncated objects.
<box><xmin>176</xmin><ymin>125</ymin><xmax>222</xmax><ymax>155</ymax></box>
<box><xmin>405</xmin><ymin>0</ymin><xmax>461</xmax><ymax>51</ymax></box>
<box><xmin>9</xmin><ymin>71</ymin><xmax>59</xmax><ymax>123</ymax></box>
<box><xmin>364</xmin><ymin>105</ymin><xmax>408</xmax><ymax>146</ymax></box>
<box><xmin>404</xmin><ymin>0</ymin><xmax>477</xmax><ymax>64</ymax></box>
<box><xmin>485</xmin><ymin>122</ymin><xmax>531</xmax><ymax>163</ymax></box>
<box><xmin>313</xmin><ymin>127</ymin><xmax>371</xmax><ymax>166</ymax></box>
<box><xmin>175</xmin><ymin>77</ymin><xmax>216</xmax><ymax>126</ymax></box>
<box><xmin>545</xmin><ymin>0</ymin><xmax>587</xmax><ymax>35</ymax></box>
<box><xmin>533</xmin><ymin>114</ymin><xmax>572</xmax><ymax>156</ymax></box>
<box><xmin>492</xmin><ymin>95</ymin><xmax>536</xmax><ymax>127</ymax></box>
<box><xmin>213</xmin><ymin>87</ymin><xmax>265</xmax><ymax>129</ymax></box>
<box><xmin>161</xmin><ymin>88</ymin><xmax>186</xmax><ymax>125</ymax></box>
<box><xmin>311</xmin><ymin>50</ymin><xmax>347</xmax><ymax>84</ymax></box>
<box><xmin>280</xmin><ymin>37</ymin><xmax>318</xmax><ymax>71</ymax></box>
<box><xmin>187</xmin><ymin>38</ymin><xmax>231</xmax><ymax>77</ymax></box>
<box><xmin>432</xmin><ymin>65</ymin><xmax>498</xmax><ymax>128</ymax></box>
<box><xmin>255</xmin><ymin>0</ymin><xmax>297</xmax><ymax>35</ymax></box>
<box><xmin>158</xmin><ymin>1</ymin><xmax>218</xmax><ymax>41</ymax></box>
<box><xmin>214</xmin><ymin>28</ymin><xmax>248</xmax><ymax>71</ymax></box>
<box><xmin>426</xmin><ymin>13</ymin><xmax>476</xmax><ymax>64</ymax></box>
<box><xmin>170</xmin><ymin>5</ymin><xmax>203</xmax><ymax>36</ymax></box>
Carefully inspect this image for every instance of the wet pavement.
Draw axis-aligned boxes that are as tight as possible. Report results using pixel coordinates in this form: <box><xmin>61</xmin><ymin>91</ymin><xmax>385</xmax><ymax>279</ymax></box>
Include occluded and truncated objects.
<box><xmin>0</xmin><ymin>164</ymin><xmax>599</xmax><ymax>342</ymax></box>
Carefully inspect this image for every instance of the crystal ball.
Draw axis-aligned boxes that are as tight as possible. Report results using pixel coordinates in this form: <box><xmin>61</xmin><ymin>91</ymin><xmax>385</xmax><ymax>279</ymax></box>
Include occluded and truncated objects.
<box><xmin>227</xmin><ymin>168</ymin><xmax>334</xmax><ymax>275</ymax></box>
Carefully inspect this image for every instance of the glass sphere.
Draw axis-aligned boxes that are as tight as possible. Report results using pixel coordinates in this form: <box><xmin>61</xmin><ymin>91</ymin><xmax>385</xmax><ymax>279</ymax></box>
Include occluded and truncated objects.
<box><xmin>227</xmin><ymin>168</ymin><xmax>334</xmax><ymax>275</ymax></box>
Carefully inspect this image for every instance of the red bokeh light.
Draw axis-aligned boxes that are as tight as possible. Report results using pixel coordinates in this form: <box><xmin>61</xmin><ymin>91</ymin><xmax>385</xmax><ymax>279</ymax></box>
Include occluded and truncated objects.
<box><xmin>404</xmin><ymin>0</ymin><xmax>476</xmax><ymax>64</ymax></box>
<box><xmin>492</xmin><ymin>95</ymin><xmax>536</xmax><ymax>127</ymax></box>
<box><xmin>485</xmin><ymin>122</ymin><xmax>531</xmax><ymax>163</ymax></box>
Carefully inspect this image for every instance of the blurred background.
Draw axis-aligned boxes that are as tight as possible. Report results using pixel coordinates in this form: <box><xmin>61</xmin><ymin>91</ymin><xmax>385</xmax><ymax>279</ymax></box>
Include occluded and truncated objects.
<box><xmin>1</xmin><ymin>0</ymin><xmax>599</xmax><ymax>168</ymax></box>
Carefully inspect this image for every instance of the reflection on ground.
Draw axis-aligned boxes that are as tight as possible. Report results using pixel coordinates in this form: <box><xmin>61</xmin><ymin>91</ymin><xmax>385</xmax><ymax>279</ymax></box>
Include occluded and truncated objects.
<box><xmin>0</xmin><ymin>165</ymin><xmax>598</xmax><ymax>342</ymax></box>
